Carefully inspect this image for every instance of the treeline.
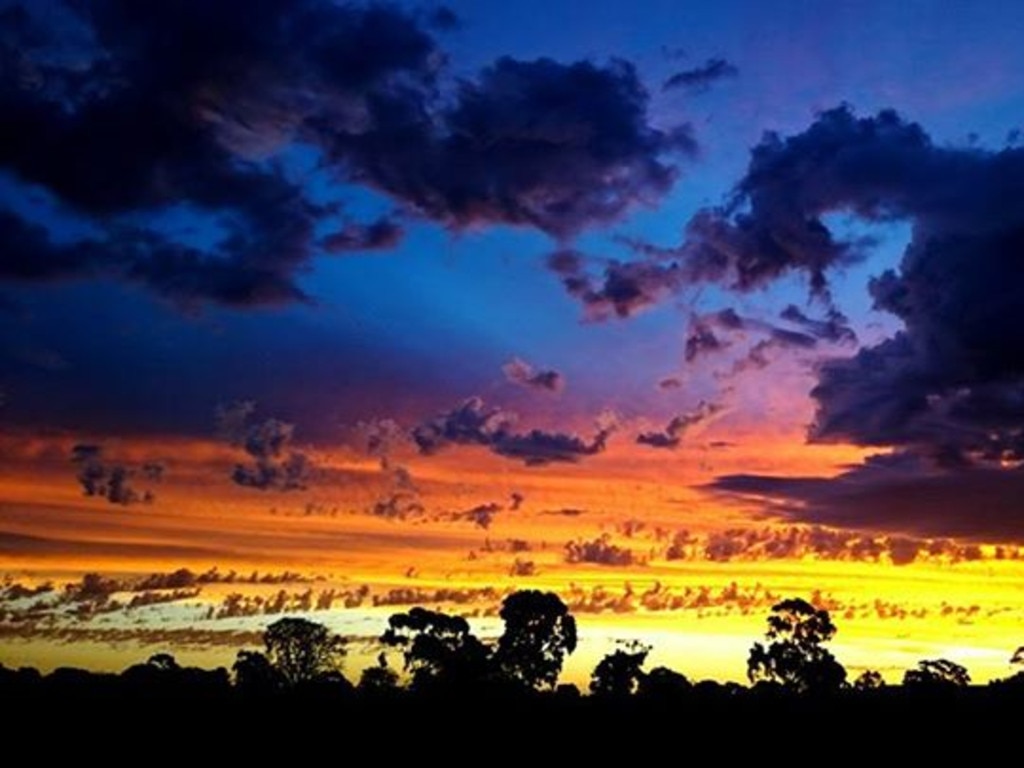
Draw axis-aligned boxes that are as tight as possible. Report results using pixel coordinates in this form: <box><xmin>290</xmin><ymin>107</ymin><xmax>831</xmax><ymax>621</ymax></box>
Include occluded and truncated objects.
<box><xmin>3</xmin><ymin>592</ymin><xmax>1024</xmax><ymax>703</ymax></box>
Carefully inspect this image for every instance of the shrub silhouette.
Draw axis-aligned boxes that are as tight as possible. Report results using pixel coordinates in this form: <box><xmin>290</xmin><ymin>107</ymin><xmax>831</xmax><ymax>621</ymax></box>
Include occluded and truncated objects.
<box><xmin>589</xmin><ymin>640</ymin><xmax>651</xmax><ymax>698</ymax></box>
<box><xmin>903</xmin><ymin>659</ymin><xmax>970</xmax><ymax>689</ymax></box>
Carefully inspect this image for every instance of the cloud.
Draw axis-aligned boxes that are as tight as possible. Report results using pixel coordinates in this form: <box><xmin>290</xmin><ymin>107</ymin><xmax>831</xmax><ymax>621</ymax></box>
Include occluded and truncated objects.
<box><xmin>502</xmin><ymin>358</ymin><xmax>565</xmax><ymax>393</ymax></box>
<box><xmin>660</xmin><ymin>521</ymin><xmax>996</xmax><ymax>565</ymax></box>
<box><xmin>412</xmin><ymin>396</ymin><xmax>611</xmax><ymax>465</ymax></box>
<box><xmin>491</xmin><ymin>428</ymin><xmax>610</xmax><ymax>466</ymax></box>
<box><xmin>217</xmin><ymin>401</ymin><xmax>312</xmax><ymax>491</ymax></box>
<box><xmin>320</xmin><ymin>217</ymin><xmax>404</xmax><ymax>254</ymax></box>
<box><xmin>0</xmin><ymin>1</ymin><xmax>442</xmax><ymax>307</ymax></box>
<box><xmin>595</xmin><ymin>105</ymin><xmax>970</xmax><ymax>317</ymax></box>
<box><xmin>452</xmin><ymin>502</ymin><xmax>502</xmax><ymax>529</ymax></box>
<box><xmin>663</xmin><ymin>57</ymin><xmax>738</xmax><ymax>92</ymax></box>
<box><xmin>684</xmin><ymin>320</ymin><xmax>729</xmax><ymax>364</ymax></box>
<box><xmin>548</xmin><ymin>250</ymin><xmax>686</xmax><ymax>320</ymax></box>
<box><xmin>362</xmin><ymin>55</ymin><xmax>695</xmax><ymax>238</ymax></box>
<box><xmin>69</xmin><ymin>444</ymin><xmax>157</xmax><ymax>505</ymax></box>
<box><xmin>637</xmin><ymin>400</ymin><xmax>724</xmax><ymax>449</ymax></box>
<box><xmin>564</xmin><ymin>534</ymin><xmax>637</xmax><ymax>566</ymax></box>
<box><xmin>706</xmin><ymin>452</ymin><xmax>1024</xmax><ymax>543</ymax></box>
<box><xmin>708</xmin><ymin>108</ymin><xmax>1024</xmax><ymax>463</ymax></box>
<box><xmin>411</xmin><ymin>397</ymin><xmax>515</xmax><ymax>455</ymax></box>
<box><xmin>780</xmin><ymin>305</ymin><xmax>857</xmax><ymax>345</ymax></box>
<box><xmin>370</xmin><ymin>492</ymin><xmax>424</xmax><ymax>521</ymax></box>
<box><xmin>683</xmin><ymin>305</ymin><xmax>850</xmax><ymax>371</ymax></box>
<box><xmin>0</xmin><ymin>2</ymin><xmax>692</xmax><ymax>308</ymax></box>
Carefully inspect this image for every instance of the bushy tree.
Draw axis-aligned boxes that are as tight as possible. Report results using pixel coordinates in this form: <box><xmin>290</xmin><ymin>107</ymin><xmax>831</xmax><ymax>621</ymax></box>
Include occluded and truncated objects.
<box><xmin>263</xmin><ymin>617</ymin><xmax>346</xmax><ymax>686</ymax></box>
<box><xmin>852</xmin><ymin>670</ymin><xmax>885</xmax><ymax>690</ymax></box>
<box><xmin>381</xmin><ymin>607</ymin><xmax>490</xmax><ymax>690</ymax></box>
<box><xmin>358</xmin><ymin>653</ymin><xmax>400</xmax><ymax>695</ymax></box>
<box><xmin>494</xmin><ymin>590</ymin><xmax>577</xmax><ymax>691</ymax></box>
<box><xmin>747</xmin><ymin>598</ymin><xmax>847</xmax><ymax>693</ymax></box>
<box><xmin>638</xmin><ymin>666</ymin><xmax>690</xmax><ymax>699</ymax></box>
<box><xmin>589</xmin><ymin>640</ymin><xmax>651</xmax><ymax>699</ymax></box>
<box><xmin>903</xmin><ymin>659</ymin><xmax>970</xmax><ymax>689</ymax></box>
<box><xmin>233</xmin><ymin>649</ymin><xmax>286</xmax><ymax>693</ymax></box>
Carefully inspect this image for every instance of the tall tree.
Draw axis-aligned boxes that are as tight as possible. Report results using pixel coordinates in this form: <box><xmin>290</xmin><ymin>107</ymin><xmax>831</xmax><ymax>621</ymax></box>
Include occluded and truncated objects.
<box><xmin>494</xmin><ymin>590</ymin><xmax>577</xmax><ymax>691</ymax></box>
<box><xmin>747</xmin><ymin>598</ymin><xmax>847</xmax><ymax>693</ymax></box>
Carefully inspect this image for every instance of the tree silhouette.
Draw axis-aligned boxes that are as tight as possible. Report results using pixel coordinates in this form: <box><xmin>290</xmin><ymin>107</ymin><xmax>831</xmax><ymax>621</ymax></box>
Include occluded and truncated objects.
<box><xmin>358</xmin><ymin>652</ymin><xmax>400</xmax><ymax>695</ymax></box>
<box><xmin>638</xmin><ymin>666</ymin><xmax>691</xmax><ymax>699</ymax></box>
<box><xmin>381</xmin><ymin>606</ymin><xmax>491</xmax><ymax>690</ymax></box>
<box><xmin>233</xmin><ymin>649</ymin><xmax>286</xmax><ymax>693</ymax></box>
<box><xmin>145</xmin><ymin>653</ymin><xmax>180</xmax><ymax>672</ymax></box>
<box><xmin>902</xmin><ymin>659</ymin><xmax>970</xmax><ymax>689</ymax></box>
<box><xmin>494</xmin><ymin>590</ymin><xmax>577</xmax><ymax>691</ymax></box>
<box><xmin>852</xmin><ymin>670</ymin><xmax>884</xmax><ymax>690</ymax></box>
<box><xmin>589</xmin><ymin>640</ymin><xmax>651</xmax><ymax>698</ymax></box>
<box><xmin>263</xmin><ymin>617</ymin><xmax>346</xmax><ymax>686</ymax></box>
<box><xmin>747</xmin><ymin>597</ymin><xmax>847</xmax><ymax>693</ymax></box>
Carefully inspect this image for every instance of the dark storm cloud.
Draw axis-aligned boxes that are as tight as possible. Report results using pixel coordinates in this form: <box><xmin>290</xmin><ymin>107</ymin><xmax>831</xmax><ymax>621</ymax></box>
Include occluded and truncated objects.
<box><xmin>693</xmin><ymin>106</ymin><xmax>1024</xmax><ymax>463</ymax></box>
<box><xmin>69</xmin><ymin>444</ymin><xmax>157</xmax><ymax>505</ymax></box>
<box><xmin>706</xmin><ymin>452</ymin><xmax>1024</xmax><ymax>543</ymax></box>
<box><xmin>0</xmin><ymin>1</ymin><xmax>692</xmax><ymax>307</ymax></box>
<box><xmin>663</xmin><ymin>57</ymin><xmax>738</xmax><ymax>93</ymax></box>
<box><xmin>412</xmin><ymin>396</ymin><xmax>612</xmax><ymax>466</ymax></box>
<box><xmin>353</xmin><ymin>55</ymin><xmax>695</xmax><ymax>238</ymax></box>
<box><xmin>636</xmin><ymin>400</ymin><xmax>723</xmax><ymax>449</ymax></box>
<box><xmin>502</xmin><ymin>358</ymin><xmax>565</xmax><ymax>393</ymax></box>
<box><xmin>603</xmin><ymin>106</ymin><xmax>938</xmax><ymax>314</ymax></box>
<box><xmin>0</xmin><ymin>0</ymin><xmax>441</xmax><ymax>307</ymax></box>
<box><xmin>216</xmin><ymin>401</ymin><xmax>312</xmax><ymax>491</ymax></box>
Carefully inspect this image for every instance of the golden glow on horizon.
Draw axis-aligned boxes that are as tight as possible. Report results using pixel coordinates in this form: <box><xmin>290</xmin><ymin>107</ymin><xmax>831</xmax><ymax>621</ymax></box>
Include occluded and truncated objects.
<box><xmin>1</xmin><ymin>428</ymin><xmax>1022</xmax><ymax>686</ymax></box>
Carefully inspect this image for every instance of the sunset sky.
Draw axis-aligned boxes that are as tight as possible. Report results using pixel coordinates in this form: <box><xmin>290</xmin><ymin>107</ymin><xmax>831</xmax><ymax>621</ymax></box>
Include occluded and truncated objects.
<box><xmin>3</xmin><ymin>0</ymin><xmax>1024</xmax><ymax>687</ymax></box>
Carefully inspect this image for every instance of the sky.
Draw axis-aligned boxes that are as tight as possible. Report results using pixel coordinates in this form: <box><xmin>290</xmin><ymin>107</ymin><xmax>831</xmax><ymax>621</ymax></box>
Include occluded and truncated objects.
<box><xmin>3</xmin><ymin>0</ymin><xmax>1024</xmax><ymax>686</ymax></box>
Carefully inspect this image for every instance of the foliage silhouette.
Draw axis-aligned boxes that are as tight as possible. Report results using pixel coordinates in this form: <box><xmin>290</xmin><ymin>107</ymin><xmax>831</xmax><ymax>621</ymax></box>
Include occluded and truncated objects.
<box><xmin>7</xmin><ymin>588</ymin><xmax>1023</xmax><ymax>736</ymax></box>
<box><xmin>903</xmin><ymin>659</ymin><xmax>971</xmax><ymax>689</ymax></box>
<box><xmin>589</xmin><ymin>640</ymin><xmax>651</xmax><ymax>698</ymax></box>
<box><xmin>852</xmin><ymin>670</ymin><xmax>885</xmax><ymax>689</ymax></box>
<box><xmin>263</xmin><ymin>617</ymin><xmax>346</xmax><ymax>685</ymax></box>
<box><xmin>381</xmin><ymin>606</ymin><xmax>492</xmax><ymax>691</ymax></box>
<box><xmin>358</xmin><ymin>652</ymin><xmax>400</xmax><ymax>695</ymax></box>
<box><xmin>637</xmin><ymin>665</ymin><xmax>691</xmax><ymax>699</ymax></box>
<box><xmin>747</xmin><ymin>598</ymin><xmax>847</xmax><ymax>693</ymax></box>
<box><xmin>233</xmin><ymin>649</ymin><xmax>286</xmax><ymax>693</ymax></box>
<box><xmin>494</xmin><ymin>590</ymin><xmax>577</xmax><ymax>691</ymax></box>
